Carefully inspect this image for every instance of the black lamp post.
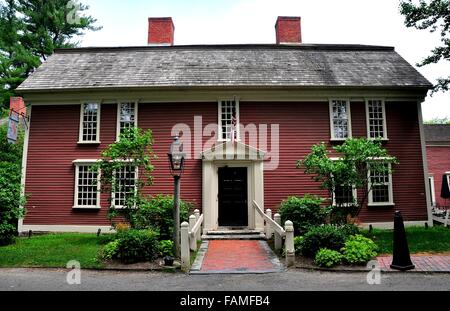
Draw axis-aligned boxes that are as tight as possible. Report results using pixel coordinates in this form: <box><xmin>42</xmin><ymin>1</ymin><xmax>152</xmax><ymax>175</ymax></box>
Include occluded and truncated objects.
<box><xmin>168</xmin><ymin>136</ymin><xmax>185</xmax><ymax>258</ymax></box>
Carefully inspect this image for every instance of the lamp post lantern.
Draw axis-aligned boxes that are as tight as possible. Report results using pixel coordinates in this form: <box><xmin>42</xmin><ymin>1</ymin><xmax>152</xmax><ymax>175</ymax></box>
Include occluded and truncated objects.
<box><xmin>168</xmin><ymin>136</ymin><xmax>185</xmax><ymax>258</ymax></box>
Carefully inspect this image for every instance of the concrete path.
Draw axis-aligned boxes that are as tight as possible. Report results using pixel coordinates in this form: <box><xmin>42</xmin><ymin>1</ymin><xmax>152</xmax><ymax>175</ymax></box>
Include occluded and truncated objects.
<box><xmin>378</xmin><ymin>255</ymin><xmax>450</xmax><ymax>272</ymax></box>
<box><xmin>191</xmin><ymin>240</ymin><xmax>284</xmax><ymax>274</ymax></box>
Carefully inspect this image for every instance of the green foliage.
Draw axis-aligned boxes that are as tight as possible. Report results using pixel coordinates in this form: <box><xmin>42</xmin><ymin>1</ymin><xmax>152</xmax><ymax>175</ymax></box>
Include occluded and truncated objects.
<box><xmin>341</xmin><ymin>234</ymin><xmax>378</xmax><ymax>265</ymax></box>
<box><xmin>314</xmin><ymin>248</ymin><xmax>343</xmax><ymax>268</ymax></box>
<box><xmin>424</xmin><ymin>117</ymin><xmax>450</xmax><ymax>124</ymax></box>
<box><xmin>294</xmin><ymin>236</ymin><xmax>304</xmax><ymax>254</ymax></box>
<box><xmin>158</xmin><ymin>239</ymin><xmax>174</xmax><ymax>257</ymax></box>
<box><xmin>133</xmin><ymin>195</ymin><xmax>192</xmax><ymax>240</ymax></box>
<box><xmin>0</xmin><ymin>124</ymin><xmax>26</xmax><ymax>245</ymax></box>
<box><xmin>400</xmin><ymin>0</ymin><xmax>450</xmax><ymax>93</ymax></box>
<box><xmin>0</xmin><ymin>0</ymin><xmax>100</xmax><ymax>109</ymax></box>
<box><xmin>114</xmin><ymin>229</ymin><xmax>159</xmax><ymax>264</ymax></box>
<box><xmin>279</xmin><ymin>195</ymin><xmax>328</xmax><ymax>235</ymax></box>
<box><xmin>339</xmin><ymin>224</ymin><xmax>360</xmax><ymax>237</ymax></box>
<box><xmin>99</xmin><ymin>240</ymin><xmax>120</xmax><ymax>261</ymax></box>
<box><xmin>298</xmin><ymin>138</ymin><xmax>397</xmax><ymax>221</ymax></box>
<box><xmin>93</xmin><ymin>128</ymin><xmax>156</xmax><ymax>227</ymax></box>
<box><xmin>298</xmin><ymin>225</ymin><xmax>347</xmax><ymax>257</ymax></box>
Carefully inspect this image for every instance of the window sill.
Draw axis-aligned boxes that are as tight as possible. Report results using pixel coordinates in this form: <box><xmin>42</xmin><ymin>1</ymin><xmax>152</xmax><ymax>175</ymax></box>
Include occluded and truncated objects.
<box><xmin>78</xmin><ymin>141</ymin><xmax>101</xmax><ymax>145</ymax></box>
<box><xmin>368</xmin><ymin>138</ymin><xmax>389</xmax><ymax>142</ymax></box>
<box><xmin>330</xmin><ymin>138</ymin><xmax>349</xmax><ymax>142</ymax></box>
<box><xmin>72</xmin><ymin>206</ymin><xmax>101</xmax><ymax>210</ymax></box>
<box><xmin>368</xmin><ymin>203</ymin><xmax>395</xmax><ymax>207</ymax></box>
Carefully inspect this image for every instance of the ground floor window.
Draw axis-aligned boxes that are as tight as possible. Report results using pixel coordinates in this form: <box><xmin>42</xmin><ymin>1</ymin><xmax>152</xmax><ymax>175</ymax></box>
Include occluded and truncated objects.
<box><xmin>333</xmin><ymin>184</ymin><xmax>357</xmax><ymax>206</ymax></box>
<box><xmin>368</xmin><ymin>162</ymin><xmax>394</xmax><ymax>206</ymax></box>
<box><xmin>73</xmin><ymin>161</ymin><xmax>100</xmax><ymax>208</ymax></box>
<box><xmin>112</xmin><ymin>165</ymin><xmax>137</xmax><ymax>208</ymax></box>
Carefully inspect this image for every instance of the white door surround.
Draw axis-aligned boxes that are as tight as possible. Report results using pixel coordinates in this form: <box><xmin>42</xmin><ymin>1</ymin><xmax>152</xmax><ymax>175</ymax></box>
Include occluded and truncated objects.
<box><xmin>201</xmin><ymin>142</ymin><xmax>266</xmax><ymax>233</ymax></box>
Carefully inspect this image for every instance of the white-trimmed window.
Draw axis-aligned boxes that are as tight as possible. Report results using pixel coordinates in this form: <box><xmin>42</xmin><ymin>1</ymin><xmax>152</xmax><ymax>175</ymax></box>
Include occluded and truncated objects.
<box><xmin>366</xmin><ymin>99</ymin><xmax>387</xmax><ymax>140</ymax></box>
<box><xmin>333</xmin><ymin>185</ymin><xmax>357</xmax><ymax>206</ymax></box>
<box><xmin>73</xmin><ymin>160</ymin><xmax>100</xmax><ymax>209</ymax></box>
<box><xmin>117</xmin><ymin>102</ymin><xmax>137</xmax><ymax>140</ymax></box>
<box><xmin>329</xmin><ymin>99</ymin><xmax>352</xmax><ymax>140</ymax></box>
<box><xmin>368</xmin><ymin>162</ymin><xmax>394</xmax><ymax>206</ymax></box>
<box><xmin>79</xmin><ymin>103</ymin><xmax>101</xmax><ymax>143</ymax></box>
<box><xmin>112</xmin><ymin>165</ymin><xmax>138</xmax><ymax>208</ymax></box>
<box><xmin>218</xmin><ymin>99</ymin><xmax>239</xmax><ymax>141</ymax></box>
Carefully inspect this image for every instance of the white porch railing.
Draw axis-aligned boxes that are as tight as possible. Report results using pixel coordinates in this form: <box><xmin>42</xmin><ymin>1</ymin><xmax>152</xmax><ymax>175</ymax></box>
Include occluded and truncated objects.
<box><xmin>181</xmin><ymin>209</ymin><xmax>203</xmax><ymax>272</ymax></box>
<box><xmin>253</xmin><ymin>200</ymin><xmax>295</xmax><ymax>266</ymax></box>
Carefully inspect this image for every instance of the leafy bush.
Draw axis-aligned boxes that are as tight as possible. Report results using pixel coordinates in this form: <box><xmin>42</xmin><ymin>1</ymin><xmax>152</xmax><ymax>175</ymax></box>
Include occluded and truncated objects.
<box><xmin>294</xmin><ymin>236</ymin><xmax>304</xmax><ymax>254</ymax></box>
<box><xmin>279</xmin><ymin>195</ymin><xmax>328</xmax><ymax>235</ymax></box>
<box><xmin>158</xmin><ymin>239</ymin><xmax>174</xmax><ymax>257</ymax></box>
<box><xmin>298</xmin><ymin>225</ymin><xmax>346</xmax><ymax>257</ymax></box>
<box><xmin>314</xmin><ymin>248</ymin><xmax>343</xmax><ymax>268</ymax></box>
<box><xmin>114</xmin><ymin>229</ymin><xmax>159</xmax><ymax>264</ymax></box>
<box><xmin>341</xmin><ymin>235</ymin><xmax>378</xmax><ymax>265</ymax></box>
<box><xmin>339</xmin><ymin>224</ymin><xmax>360</xmax><ymax>238</ymax></box>
<box><xmin>99</xmin><ymin>240</ymin><xmax>120</xmax><ymax>260</ymax></box>
<box><xmin>132</xmin><ymin>195</ymin><xmax>193</xmax><ymax>240</ymax></box>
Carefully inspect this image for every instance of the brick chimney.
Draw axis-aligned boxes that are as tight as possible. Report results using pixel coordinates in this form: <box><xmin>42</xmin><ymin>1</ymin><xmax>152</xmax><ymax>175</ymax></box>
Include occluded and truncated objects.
<box><xmin>148</xmin><ymin>17</ymin><xmax>175</xmax><ymax>46</ymax></box>
<box><xmin>275</xmin><ymin>16</ymin><xmax>302</xmax><ymax>44</ymax></box>
<box><xmin>9</xmin><ymin>97</ymin><xmax>26</xmax><ymax>116</ymax></box>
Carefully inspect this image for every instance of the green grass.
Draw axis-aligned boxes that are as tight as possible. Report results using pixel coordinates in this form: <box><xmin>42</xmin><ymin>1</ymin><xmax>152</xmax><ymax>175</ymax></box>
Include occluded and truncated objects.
<box><xmin>363</xmin><ymin>226</ymin><xmax>450</xmax><ymax>255</ymax></box>
<box><xmin>0</xmin><ymin>233</ymin><xmax>111</xmax><ymax>269</ymax></box>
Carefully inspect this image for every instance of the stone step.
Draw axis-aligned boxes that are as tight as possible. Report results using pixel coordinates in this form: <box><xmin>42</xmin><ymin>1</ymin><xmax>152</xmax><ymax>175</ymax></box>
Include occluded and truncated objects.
<box><xmin>202</xmin><ymin>233</ymin><xmax>266</xmax><ymax>240</ymax></box>
<box><xmin>206</xmin><ymin>230</ymin><xmax>263</xmax><ymax>235</ymax></box>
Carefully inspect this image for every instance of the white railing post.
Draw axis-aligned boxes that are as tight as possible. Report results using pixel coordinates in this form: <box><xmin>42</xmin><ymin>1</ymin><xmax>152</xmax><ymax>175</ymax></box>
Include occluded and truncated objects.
<box><xmin>265</xmin><ymin>209</ymin><xmax>273</xmax><ymax>239</ymax></box>
<box><xmin>181</xmin><ymin>222</ymin><xmax>190</xmax><ymax>272</ymax></box>
<box><xmin>284</xmin><ymin>220</ymin><xmax>295</xmax><ymax>267</ymax></box>
<box><xmin>189</xmin><ymin>215</ymin><xmax>197</xmax><ymax>251</ymax></box>
<box><xmin>194</xmin><ymin>209</ymin><xmax>201</xmax><ymax>241</ymax></box>
<box><xmin>274</xmin><ymin>213</ymin><xmax>282</xmax><ymax>251</ymax></box>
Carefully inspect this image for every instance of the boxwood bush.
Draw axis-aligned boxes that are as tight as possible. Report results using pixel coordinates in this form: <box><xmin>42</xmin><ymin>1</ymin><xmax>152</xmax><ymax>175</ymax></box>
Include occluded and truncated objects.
<box><xmin>314</xmin><ymin>248</ymin><xmax>343</xmax><ymax>268</ymax></box>
<box><xmin>114</xmin><ymin>229</ymin><xmax>159</xmax><ymax>264</ymax></box>
<box><xmin>298</xmin><ymin>225</ymin><xmax>346</xmax><ymax>257</ymax></box>
<box><xmin>341</xmin><ymin>235</ymin><xmax>378</xmax><ymax>265</ymax></box>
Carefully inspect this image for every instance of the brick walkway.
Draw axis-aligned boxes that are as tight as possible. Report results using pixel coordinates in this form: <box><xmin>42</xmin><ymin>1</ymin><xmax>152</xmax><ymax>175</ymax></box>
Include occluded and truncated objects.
<box><xmin>191</xmin><ymin>240</ymin><xmax>284</xmax><ymax>274</ymax></box>
<box><xmin>377</xmin><ymin>255</ymin><xmax>450</xmax><ymax>272</ymax></box>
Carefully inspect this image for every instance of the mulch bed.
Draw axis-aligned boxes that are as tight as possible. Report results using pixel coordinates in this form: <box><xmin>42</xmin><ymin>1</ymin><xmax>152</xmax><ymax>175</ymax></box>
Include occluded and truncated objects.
<box><xmin>102</xmin><ymin>259</ymin><xmax>181</xmax><ymax>271</ymax></box>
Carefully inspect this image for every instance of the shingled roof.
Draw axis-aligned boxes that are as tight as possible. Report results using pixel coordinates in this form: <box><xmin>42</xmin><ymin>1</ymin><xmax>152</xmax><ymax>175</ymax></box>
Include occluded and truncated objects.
<box><xmin>424</xmin><ymin>124</ymin><xmax>450</xmax><ymax>145</ymax></box>
<box><xmin>17</xmin><ymin>44</ymin><xmax>432</xmax><ymax>92</ymax></box>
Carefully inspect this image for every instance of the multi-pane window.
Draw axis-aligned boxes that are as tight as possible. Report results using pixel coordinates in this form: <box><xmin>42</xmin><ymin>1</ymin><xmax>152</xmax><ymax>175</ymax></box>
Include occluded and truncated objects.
<box><xmin>330</xmin><ymin>100</ymin><xmax>351</xmax><ymax>139</ymax></box>
<box><xmin>113</xmin><ymin>165</ymin><xmax>137</xmax><ymax>208</ymax></box>
<box><xmin>334</xmin><ymin>185</ymin><xmax>356</xmax><ymax>206</ymax></box>
<box><xmin>117</xmin><ymin>102</ymin><xmax>137</xmax><ymax>140</ymax></box>
<box><xmin>369</xmin><ymin>163</ymin><xmax>393</xmax><ymax>205</ymax></box>
<box><xmin>74</xmin><ymin>163</ymin><xmax>99</xmax><ymax>208</ymax></box>
<box><xmin>80</xmin><ymin>103</ymin><xmax>100</xmax><ymax>143</ymax></box>
<box><xmin>219</xmin><ymin>99</ymin><xmax>239</xmax><ymax>141</ymax></box>
<box><xmin>367</xmin><ymin>100</ymin><xmax>387</xmax><ymax>139</ymax></box>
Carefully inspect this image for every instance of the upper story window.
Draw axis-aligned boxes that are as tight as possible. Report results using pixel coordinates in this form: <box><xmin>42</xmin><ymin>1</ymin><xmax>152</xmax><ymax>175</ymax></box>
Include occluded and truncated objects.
<box><xmin>79</xmin><ymin>103</ymin><xmax>100</xmax><ymax>143</ymax></box>
<box><xmin>329</xmin><ymin>99</ymin><xmax>352</xmax><ymax>140</ymax></box>
<box><xmin>368</xmin><ymin>162</ymin><xmax>394</xmax><ymax>206</ymax></box>
<box><xmin>113</xmin><ymin>165</ymin><xmax>137</xmax><ymax>208</ymax></box>
<box><xmin>366</xmin><ymin>99</ymin><xmax>387</xmax><ymax>140</ymax></box>
<box><xmin>73</xmin><ymin>160</ymin><xmax>100</xmax><ymax>209</ymax></box>
<box><xmin>117</xmin><ymin>102</ymin><xmax>137</xmax><ymax>140</ymax></box>
<box><xmin>218</xmin><ymin>99</ymin><xmax>239</xmax><ymax>141</ymax></box>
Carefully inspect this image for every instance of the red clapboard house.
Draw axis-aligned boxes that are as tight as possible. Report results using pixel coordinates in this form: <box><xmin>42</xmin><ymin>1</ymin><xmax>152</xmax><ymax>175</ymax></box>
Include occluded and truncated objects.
<box><xmin>16</xmin><ymin>16</ymin><xmax>433</xmax><ymax>233</ymax></box>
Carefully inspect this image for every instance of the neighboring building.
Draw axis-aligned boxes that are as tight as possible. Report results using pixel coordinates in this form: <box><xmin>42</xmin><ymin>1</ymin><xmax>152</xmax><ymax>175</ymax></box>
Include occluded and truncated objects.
<box><xmin>425</xmin><ymin>124</ymin><xmax>450</xmax><ymax>208</ymax></box>
<box><xmin>16</xmin><ymin>16</ymin><xmax>433</xmax><ymax>233</ymax></box>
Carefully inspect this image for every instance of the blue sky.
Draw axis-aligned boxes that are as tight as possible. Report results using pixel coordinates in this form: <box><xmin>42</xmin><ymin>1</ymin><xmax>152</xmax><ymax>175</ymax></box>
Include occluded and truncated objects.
<box><xmin>78</xmin><ymin>0</ymin><xmax>450</xmax><ymax>120</ymax></box>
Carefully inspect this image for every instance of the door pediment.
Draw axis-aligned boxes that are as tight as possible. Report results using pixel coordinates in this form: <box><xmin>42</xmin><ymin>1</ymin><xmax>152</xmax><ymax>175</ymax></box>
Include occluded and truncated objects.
<box><xmin>201</xmin><ymin>141</ymin><xmax>266</xmax><ymax>162</ymax></box>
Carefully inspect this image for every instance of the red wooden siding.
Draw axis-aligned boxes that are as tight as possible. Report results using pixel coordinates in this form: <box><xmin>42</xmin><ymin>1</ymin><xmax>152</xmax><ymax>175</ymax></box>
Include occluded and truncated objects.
<box><xmin>24</xmin><ymin>100</ymin><xmax>428</xmax><ymax>226</ymax></box>
<box><xmin>426</xmin><ymin>146</ymin><xmax>450</xmax><ymax>207</ymax></box>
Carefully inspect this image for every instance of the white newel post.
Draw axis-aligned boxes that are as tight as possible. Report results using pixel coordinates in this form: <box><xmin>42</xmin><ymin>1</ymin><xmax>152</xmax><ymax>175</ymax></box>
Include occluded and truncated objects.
<box><xmin>274</xmin><ymin>213</ymin><xmax>282</xmax><ymax>251</ymax></box>
<box><xmin>180</xmin><ymin>222</ymin><xmax>190</xmax><ymax>272</ymax></box>
<box><xmin>194</xmin><ymin>209</ymin><xmax>201</xmax><ymax>241</ymax></box>
<box><xmin>265</xmin><ymin>209</ymin><xmax>273</xmax><ymax>239</ymax></box>
<box><xmin>284</xmin><ymin>220</ymin><xmax>295</xmax><ymax>267</ymax></box>
<box><xmin>189</xmin><ymin>215</ymin><xmax>197</xmax><ymax>251</ymax></box>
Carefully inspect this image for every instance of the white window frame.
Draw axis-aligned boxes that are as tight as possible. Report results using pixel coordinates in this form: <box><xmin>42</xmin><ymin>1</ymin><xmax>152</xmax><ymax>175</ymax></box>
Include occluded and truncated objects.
<box><xmin>329</xmin><ymin>157</ymin><xmax>357</xmax><ymax>206</ymax></box>
<box><xmin>366</xmin><ymin>99</ymin><xmax>388</xmax><ymax>140</ymax></box>
<box><xmin>368</xmin><ymin>161</ymin><xmax>394</xmax><ymax>206</ymax></box>
<box><xmin>78</xmin><ymin>102</ymin><xmax>101</xmax><ymax>144</ymax></box>
<box><xmin>116</xmin><ymin>101</ymin><xmax>138</xmax><ymax>141</ymax></box>
<box><xmin>329</xmin><ymin>99</ymin><xmax>352</xmax><ymax>141</ymax></box>
<box><xmin>111</xmin><ymin>164</ymin><xmax>139</xmax><ymax>209</ymax></box>
<box><xmin>73</xmin><ymin>160</ymin><xmax>101</xmax><ymax>209</ymax></box>
<box><xmin>428</xmin><ymin>175</ymin><xmax>436</xmax><ymax>207</ymax></box>
<box><xmin>218</xmin><ymin>98</ymin><xmax>240</xmax><ymax>142</ymax></box>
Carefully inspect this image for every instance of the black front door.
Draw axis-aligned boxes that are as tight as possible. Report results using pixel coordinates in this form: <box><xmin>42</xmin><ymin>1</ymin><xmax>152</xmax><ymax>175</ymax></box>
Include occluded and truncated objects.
<box><xmin>218</xmin><ymin>167</ymin><xmax>248</xmax><ymax>227</ymax></box>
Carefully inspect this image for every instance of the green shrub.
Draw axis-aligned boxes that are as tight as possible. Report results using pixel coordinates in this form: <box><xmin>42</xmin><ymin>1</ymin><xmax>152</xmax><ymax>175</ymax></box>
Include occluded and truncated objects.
<box><xmin>132</xmin><ymin>195</ymin><xmax>193</xmax><ymax>239</ymax></box>
<box><xmin>299</xmin><ymin>225</ymin><xmax>346</xmax><ymax>257</ymax></box>
<box><xmin>279</xmin><ymin>195</ymin><xmax>328</xmax><ymax>235</ymax></box>
<box><xmin>314</xmin><ymin>248</ymin><xmax>343</xmax><ymax>268</ymax></box>
<box><xmin>115</xmin><ymin>229</ymin><xmax>159</xmax><ymax>264</ymax></box>
<box><xmin>158</xmin><ymin>239</ymin><xmax>174</xmax><ymax>257</ymax></box>
<box><xmin>99</xmin><ymin>240</ymin><xmax>120</xmax><ymax>260</ymax></box>
<box><xmin>341</xmin><ymin>234</ymin><xmax>378</xmax><ymax>265</ymax></box>
<box><xmin>340</xmin><ymin>224</ymin><xmax>360</xmax><ymax>237</ymax></box>
<box><xmin>294</xmin><ymin>236</ymin><xmax>304</xmax><ymax>254</ymax></box>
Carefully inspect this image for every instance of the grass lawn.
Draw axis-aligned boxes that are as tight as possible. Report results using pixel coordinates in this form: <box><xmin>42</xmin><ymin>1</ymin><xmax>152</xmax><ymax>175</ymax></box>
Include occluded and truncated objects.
<box><xmin>0</xmin><ymin>233</ymin><xmax>111</xmax><ymax>269</ymax></box>
<box><xmin>363</xmin><ymin>226</ymin><xmax>450</xmax><ymax>255</ymax></box>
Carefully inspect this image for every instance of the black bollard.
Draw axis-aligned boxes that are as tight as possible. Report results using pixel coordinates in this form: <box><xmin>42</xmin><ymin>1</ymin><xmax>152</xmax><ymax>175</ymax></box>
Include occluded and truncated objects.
<box><xmin>369</xmin><ymin>225</ymin><xmax>373</xmax><ymax>233</ymax></box>
<box><xmin>28</xmin><ymin>230</ymin><xmax>32</xmax><ymax>238</ymax></box>
<box><xmin>390</xmin><ymin>211</ymin><xmax>415</xmax><ymax>271</ymax></box>
<box><xmin>97</xmin><ymin>228</ymin><xmax>101</xmax><ymax>237</ymax></box>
